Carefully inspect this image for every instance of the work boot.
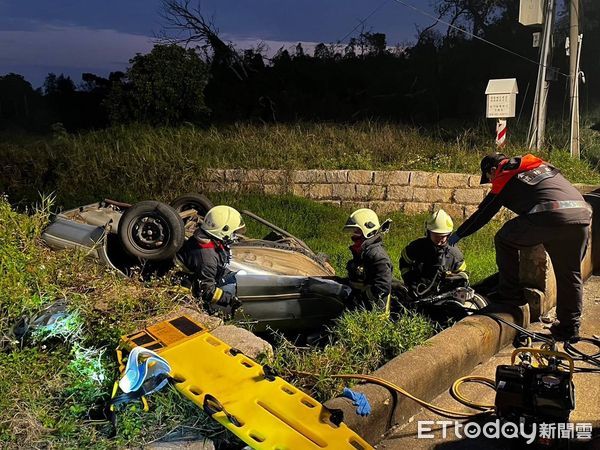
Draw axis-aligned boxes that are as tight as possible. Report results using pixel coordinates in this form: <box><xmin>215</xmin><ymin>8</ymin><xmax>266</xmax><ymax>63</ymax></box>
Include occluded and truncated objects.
<box><xmin>549</xmin><ymin>321</ymin><xmax>580</xmax><ymax>342</ymax></box>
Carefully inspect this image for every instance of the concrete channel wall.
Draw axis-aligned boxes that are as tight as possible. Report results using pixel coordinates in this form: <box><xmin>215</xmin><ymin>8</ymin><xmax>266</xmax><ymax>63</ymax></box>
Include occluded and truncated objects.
<box><xmin>202</xmin><ymin>168</ymin><xmax>599</xmax><ymax>219</ymax></box>
<box><xmin>319</xmin><ymin>189</ymin><xmax>600</xmax><ymax>445</ymax></box>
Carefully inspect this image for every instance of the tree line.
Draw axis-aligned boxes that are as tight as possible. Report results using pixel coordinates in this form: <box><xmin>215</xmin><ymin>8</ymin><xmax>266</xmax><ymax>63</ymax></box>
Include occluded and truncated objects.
<box><xmin>1</xmin><ymin>0</ymin><xmax>598</xmax><ymax>132</ymax></box>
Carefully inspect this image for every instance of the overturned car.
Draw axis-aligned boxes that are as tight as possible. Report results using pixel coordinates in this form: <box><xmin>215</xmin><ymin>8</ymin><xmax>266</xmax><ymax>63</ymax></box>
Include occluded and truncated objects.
<box><xmin>41</xmin><ymin>193</ymin><xmax>348</xmax><ymax>332</ymax></box>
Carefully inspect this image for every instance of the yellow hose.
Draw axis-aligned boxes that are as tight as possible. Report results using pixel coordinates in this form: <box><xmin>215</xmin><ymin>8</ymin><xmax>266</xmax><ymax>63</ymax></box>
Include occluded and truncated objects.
<box><xmin>450</xmin><ymin>376</ymin><xmax>496</xmax><ymax>410</ymax></box>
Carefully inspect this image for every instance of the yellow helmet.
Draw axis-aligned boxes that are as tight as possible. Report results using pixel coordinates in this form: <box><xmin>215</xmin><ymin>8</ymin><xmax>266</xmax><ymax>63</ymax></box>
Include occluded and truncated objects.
<box><xmin>343</xmin><ymin>208</ymin><xmax>381</xmax><ymax>238</ymax></box>
<box><xmin>426</xmin><ymin>209</ymin><xmax>453</xmax><ymax>234</ymax></box>
<box><xmin>201</xmin><ymin>205</ymin><xmax>245</xmax><ymax>240</ymax></box>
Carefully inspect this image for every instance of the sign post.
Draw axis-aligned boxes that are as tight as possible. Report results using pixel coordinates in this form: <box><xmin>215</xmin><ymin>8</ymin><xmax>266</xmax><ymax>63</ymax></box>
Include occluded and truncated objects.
<box><xmin>485</xmin><ymin>78</ymin><xmax>519</xmax><ymax>148</ymax></box>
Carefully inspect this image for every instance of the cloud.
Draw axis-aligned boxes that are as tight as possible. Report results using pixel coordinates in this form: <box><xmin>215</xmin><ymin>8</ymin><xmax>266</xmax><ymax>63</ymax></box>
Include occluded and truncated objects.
<box><xmin>223</xmin><ymin>34</ymin><xmax>321</xmax><ymax>57</ymax></box>
<box><xmin>0</xmin><ymin>24</ymin><xmax>154</xmax><ymax>85</ymax></box>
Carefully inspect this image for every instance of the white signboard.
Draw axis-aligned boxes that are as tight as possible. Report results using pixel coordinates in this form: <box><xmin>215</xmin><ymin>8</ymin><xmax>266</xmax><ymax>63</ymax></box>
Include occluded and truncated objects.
<box><xmin>486</xmin><ymin>94</ymin><xmax>516</xmax><ymax>118</ymax></box>
<box><xmin>485</xmin><ymin>78</ymin><xmax>519</xmax><ymax>119</ymax></box>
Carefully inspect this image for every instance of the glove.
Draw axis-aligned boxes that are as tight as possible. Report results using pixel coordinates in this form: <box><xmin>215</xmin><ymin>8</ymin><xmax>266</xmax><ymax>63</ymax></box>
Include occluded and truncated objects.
<box><xmin>217</xmin><ymin>291</ymin><xmax>242</xmax><ymax>310</ymax></box>
<box><xmin>342</xmin><ymin>387</ymin><xmax>371</xmax><ymax>416</ymax></box>
<box><xmin>448</xmin><ymin>234</ymin><xmax>461</xmax><ymax>246</ymax></box>
<box><xmin>229</xmin><ymin>296</ymin><xmax>242</xmax><ymax>312</ymax></box>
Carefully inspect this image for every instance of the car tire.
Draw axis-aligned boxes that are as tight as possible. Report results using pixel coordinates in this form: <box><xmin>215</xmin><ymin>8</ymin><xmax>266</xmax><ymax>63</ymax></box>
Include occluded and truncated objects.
<box><xmin>118</xmin><ymin>201</ymin><xmax>185</xmax><ymax>261</ymax></box>
<box><xmin>170</xmin><ymin>193</ymin><xmax>213</xmax><ymax>218</ymax></box>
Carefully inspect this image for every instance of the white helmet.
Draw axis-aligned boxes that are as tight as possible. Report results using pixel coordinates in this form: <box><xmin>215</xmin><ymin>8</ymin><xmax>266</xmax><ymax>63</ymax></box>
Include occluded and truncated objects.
<box><xmin>201</xmin><ymin>205</ymin><xmax>245</xmax><ymax>241</ymax></box>
<box><xmin>426</xmin><ymin>209</ymin><xmax>453</xmax><ymax>235</ymax></box>
<box><xmin>343</xmin><ymin>208</ymin><xmax>381</xmax><ymax>238</ymax></box>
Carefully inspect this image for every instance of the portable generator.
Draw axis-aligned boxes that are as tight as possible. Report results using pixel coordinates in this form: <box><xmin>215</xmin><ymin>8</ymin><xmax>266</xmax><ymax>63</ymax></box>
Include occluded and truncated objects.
<box><xmin>495</xmin><ymin>348</ymin><xmax>575</xmax><ymax>426</ymax></box>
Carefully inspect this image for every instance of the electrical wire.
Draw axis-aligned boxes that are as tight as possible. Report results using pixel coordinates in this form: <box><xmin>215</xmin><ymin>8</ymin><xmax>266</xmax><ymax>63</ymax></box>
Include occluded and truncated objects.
<box><xmin>390</xmin><ymin>0</ymin><xmax>570</xmax><ymax>78</ymax></box>
<box><xmin>477</xmin><ymin>311</ymin><xmax>556</xmax><ymax>345</ymax></box>
<box><xmin>337</xmin><ymin>0</ymin><xmax>391</xmax><ymax>44</ymax></box>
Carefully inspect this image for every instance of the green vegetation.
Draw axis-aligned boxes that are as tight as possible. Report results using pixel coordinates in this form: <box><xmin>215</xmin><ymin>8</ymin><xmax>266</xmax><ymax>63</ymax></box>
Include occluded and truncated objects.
<box><xmin>0</xmin><ymin>190</ymin><xmax>498</xmax><ymax>448</ymax></box>
<box><xmin>267</xmin><ymin>309</ymin><xmax>436</xmax><ymax>402</ymax></box>
<box><xmin>1</xmin><ymin>122</ymin><xmax>599</xmax><ymax>207</ymax></box>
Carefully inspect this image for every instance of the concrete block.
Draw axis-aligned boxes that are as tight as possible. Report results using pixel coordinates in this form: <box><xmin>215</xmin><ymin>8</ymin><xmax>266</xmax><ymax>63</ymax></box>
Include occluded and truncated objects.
<box><xmin>403</xmin><ymin>202</ymin><xmax>432</xmax><ymax>215</ymax></box>
<box><xmin>437</xmin><ymin>172</ymin><xmax>470</xmax><ymax>188</ymax></box>
<box><xmin>292</xmin><ymin>170</ymin><xmax>327</xmax><ymax>183</ymax></box>
<box><xmin>410</xmin><ymin>171</ymin><xmax>438</xmax><ymax>187</ymax></box>
<box><xmin>575</xmin><ymin>183</ymin><xmax>599</xmax><ymax>195</ymax></box>
<box><xmin>294</xmin><ymin>183</ymin><xmax>334</xmax><ymax>199</ymax></box>
<box><xmin>264</xmin><ymin>184</ymin><xmax>289</xmax><ymax>195</ymax></box>
<box><xmin>387</xmin><ymin>186</ymin><xmax>414</xmax><ymax>201</ymax></box>
<box><xmin>341</xmin><ymin>201</ymin><xmax>370</xmax><ymax>210</ymax></box>
<box><xmin>432</xmin><ymin>202</ymin><xmax>464</xmax><ymax>219</ymax></box>
<box><xmin>453</xmin><ymin>188</ymin><xmax>485</xmax><ymax>204</ymax></box>
<box><xmin>204</xmin><ymin>181</ymin><xmax>238</xmax><ymax>193</ymax></box>
<box><xmin>524</xmin><ymin>288</ymin><xmax>546</xmax><ymax>319</ymax></box>
<box><xmin>292</xmin><ymin>183</ymin><xmax>310</xmax><ymax>197</ymax></box>
<box><xmin>413</xmin><ymin>187</ymin><xmax>453</xmax><ymax>203</ymax></box>
<box><xmin>348</xmin><ymin>170</ymin><xmax>374</xmax><ymax>184</ymax></box>
<box><xmin>202</xmin><ymin>169</ymin><xmax>225</xmax><ymax>183</ymax></box>
<box><xmin>317</xmin><ymin>200</ymin><xmax>341</xmax><ymax>207</ymax></box>
<box><xmin>369</xmin><ymin>201</ymin><xmax>402</xmax><ymax>215</ymax></box>
<box><xmin>261</xmin><ymin>169</ymin><xmax>287</xmax><ymax>184</ymax></box>
<box><xmin>373</xmin><ymin>170</ymin><xmax>411</xmax><ymax>186</ymax></box>
<box><xmin>464</xmin><ymin>205</ymin><xmax>479</xmax><ymax>217</ymax></box>
<box><xmin>224</xmin><ymin>169</ymin><xmax>244</xmax><ymax>182</ymax></box>
<box><xmin>355</xmin><ymin>184</ymin><xmax>385</xmax><ymax>200</ymax></box>
<box><xmin>331</xmin><ymin>184</ymin><xmax>356</xmax><ymax>200</ymax></box>
<box><xmin>307</xmin><ymin>183</ymin><xmax>333</xmax><ymax>199</ymax></box>
<box><xmin>211</xmin><ymin>325</ymin><xmax>273</xmax><ymax>360</ymax></box>
<box><xmin>325</xmin><ymin>170</ymin><xmax>349</xmax><ymax>183</ymax></box>
<box><xmin>242</xmin><ymin>183</ymin><xmax>264</xmax><ymax>193</ymax></box>
<box><xmin>468</xmin><ymin>174</ymin><xmax>482</xmax><ymax>187</ymax></box>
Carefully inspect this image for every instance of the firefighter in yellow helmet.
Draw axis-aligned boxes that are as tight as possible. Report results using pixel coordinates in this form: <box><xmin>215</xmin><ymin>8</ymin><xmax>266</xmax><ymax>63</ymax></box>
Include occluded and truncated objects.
<box><xmin>177</xmin><ymin>205</ymin><xmax>245</xmax><ymax>312</ymax></box>
<box><xmin>399</xmin><ymin>209</ymin><xmax>467</xmax><ymax>298</ymax></box>
<box><xmin>343</xmin><ymin>208</ymin><xmax>393</xmax><ymax>312</ymax></box>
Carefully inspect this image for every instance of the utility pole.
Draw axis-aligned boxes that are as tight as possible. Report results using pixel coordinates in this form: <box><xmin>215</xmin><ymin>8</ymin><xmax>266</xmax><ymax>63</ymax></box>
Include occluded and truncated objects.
<box><xmin>569</xmin><ymin>0</ymin><xmax>581</xmax><ymax>159</ymax></box>
<box><xmin>529</xmin><ymin>0</ymin><xmax>555</xmax><ymax>150</ymax></box>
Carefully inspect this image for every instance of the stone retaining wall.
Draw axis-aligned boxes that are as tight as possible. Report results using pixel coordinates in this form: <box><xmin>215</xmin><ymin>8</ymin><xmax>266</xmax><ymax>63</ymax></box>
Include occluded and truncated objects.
<box><xmin>201</xmin><ymin>168</ymin><xmax>598</xmax><ymax>218</ymax></box>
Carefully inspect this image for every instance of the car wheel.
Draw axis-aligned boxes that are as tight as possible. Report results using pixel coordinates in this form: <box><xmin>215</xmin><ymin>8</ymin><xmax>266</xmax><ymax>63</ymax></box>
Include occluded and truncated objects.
<box><xmin>464</xmin><ymin>293</ymin><xmax>489</xmax><ymax>311</ymax></box>
<box><xmin>170</xmin><ymin>193</ymin><xmax>213</xmax><ymax>218</ymax></box>
<box><xmin>118</xmin><ymin>201</ymin><xmax>185</xmax><ymax>261</ymax></box>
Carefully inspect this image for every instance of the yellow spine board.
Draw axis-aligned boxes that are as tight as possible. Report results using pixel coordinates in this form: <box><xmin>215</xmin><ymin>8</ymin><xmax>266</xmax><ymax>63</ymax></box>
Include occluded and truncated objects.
<box><xmin>119</xmin><ymin>316</ymin><xmax>373</xmax><ymax>450</ymax></box>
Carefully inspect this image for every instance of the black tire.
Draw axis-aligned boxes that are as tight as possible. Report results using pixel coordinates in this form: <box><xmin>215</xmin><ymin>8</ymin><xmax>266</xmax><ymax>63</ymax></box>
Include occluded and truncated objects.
<box><xmin>118</xmin><ymin>201</ymin><xmax>185</xmax><ymax>261</ymax></box>
<box><xmin>464</xmin><ymin>293</ymin><xmax>489</xmax><ymax>311</ymax></box>
<box><xmin>170</xmin><ymin>193</ymin><xmax>213</xmax><ymax>218</ymax></box>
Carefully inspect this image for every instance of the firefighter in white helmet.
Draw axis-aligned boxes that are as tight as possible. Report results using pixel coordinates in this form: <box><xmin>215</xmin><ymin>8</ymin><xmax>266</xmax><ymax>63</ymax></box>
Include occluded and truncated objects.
<box><xmin>399</xmin><ymin>209</ymin><xmax>467</xmax><ymax>298</ymax></box>
<box><xmin>177</xmin><ymin>205</ymin><xmax>245</xmax><ymax>312</ymax></box>
<box><xmin>343</xmin><ymin>208</ymin><xmax>393</xmax><ymax>313</ymax></box>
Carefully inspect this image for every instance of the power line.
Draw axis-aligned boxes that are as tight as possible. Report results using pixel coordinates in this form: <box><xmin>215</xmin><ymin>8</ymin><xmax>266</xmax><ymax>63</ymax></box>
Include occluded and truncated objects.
<box><xmin>337</xmin><ymin>0</ymin><xmax>391</xmax><ymax>44</ymax></box>
<box><xmin>390</xmin><ymin>0</ymin><xmax>569</xmax><ymax>78</ymax></box>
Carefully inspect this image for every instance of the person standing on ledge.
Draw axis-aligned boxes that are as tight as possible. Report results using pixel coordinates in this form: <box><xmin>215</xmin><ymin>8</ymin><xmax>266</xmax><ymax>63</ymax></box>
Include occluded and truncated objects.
<box><xmin>448</xmin><ymin>153</ymin><xmax>591</xmax><ymax>342</ymax></box>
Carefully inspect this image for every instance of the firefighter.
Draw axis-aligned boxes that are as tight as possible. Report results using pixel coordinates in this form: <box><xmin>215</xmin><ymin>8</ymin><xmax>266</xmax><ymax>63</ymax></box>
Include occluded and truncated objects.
<box><xmin>399</xmin><ymin>209</ymin><xmax>468</xmax><ymax>298</ymax></box>
<box><xmin>176</xmin><ymin>205</ymin><xmax>244</xmax><ymax>312</ymax></box>
<box><xmin>449</xmin><ymin>153</ymin><xmax>591</xmax><ymax>341</ymax></box>
<box><xmin>343</xmin><ymin>208</ymin><xmax>393</xmax><ymax>313</ymax></box>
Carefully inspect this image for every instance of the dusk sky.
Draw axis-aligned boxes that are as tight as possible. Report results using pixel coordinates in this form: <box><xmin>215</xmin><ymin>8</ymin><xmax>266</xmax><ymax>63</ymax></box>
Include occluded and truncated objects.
<box><xmin>0</xmin><ymin>0</ymin><xmax>435</xmax><ymax>89</ymax></box>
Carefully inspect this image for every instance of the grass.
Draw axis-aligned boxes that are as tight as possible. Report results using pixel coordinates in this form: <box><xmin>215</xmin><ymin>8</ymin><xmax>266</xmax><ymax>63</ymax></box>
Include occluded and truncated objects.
<box><xmin>0</xmin><ymin>191</ymin><xmax>499</xmax><ymax>448</ymax></box>
<box><xmin>1</xmin><ymin>121</ymin><xmax>599</xmax><ymax>208</ymax></box>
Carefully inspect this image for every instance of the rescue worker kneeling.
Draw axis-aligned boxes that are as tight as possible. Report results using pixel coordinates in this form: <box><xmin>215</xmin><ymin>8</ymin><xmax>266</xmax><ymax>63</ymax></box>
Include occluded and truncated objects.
<box><xmin>176</xmin><ymin>205</ymin><xmax>244</xmax><ymax>313</ymax></box>
<box><xmin>399</xmin><ymin>209</ymin><xmax>468</xmax><ymax>299</ymax></box>
<box><xmin>343</xmin><ymin>208</ymin><xmax>393</xmax><ymax>313</ymax></box>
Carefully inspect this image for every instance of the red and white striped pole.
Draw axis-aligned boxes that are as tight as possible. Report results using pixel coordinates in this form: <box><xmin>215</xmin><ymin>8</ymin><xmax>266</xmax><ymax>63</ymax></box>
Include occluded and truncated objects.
<box><xmin>495</xmin><ymin>119</ymin><xmax>507</xmax><ymax>148</ymax></box>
